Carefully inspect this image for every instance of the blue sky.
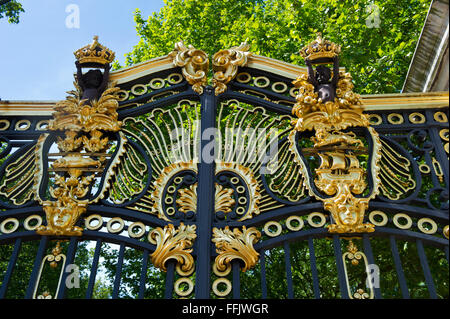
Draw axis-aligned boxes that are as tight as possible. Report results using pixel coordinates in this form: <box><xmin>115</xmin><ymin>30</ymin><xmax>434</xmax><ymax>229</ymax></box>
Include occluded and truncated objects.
<box><xmin>0</xmin><ymin>0</ymin><xmax>165</xmax><ymax>101</ymax></box>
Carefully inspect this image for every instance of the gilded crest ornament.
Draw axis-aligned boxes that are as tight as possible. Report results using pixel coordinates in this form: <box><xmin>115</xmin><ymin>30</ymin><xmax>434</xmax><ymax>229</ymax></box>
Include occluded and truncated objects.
<box><xmin>36</xmin><ymin>37</ymin><xmax>123</xmax><ymax>236</ymax></box>
<box><xmin>290</xmin><ymin>34</ymin><xmax>381</xmax><ymax>233</ymax></box>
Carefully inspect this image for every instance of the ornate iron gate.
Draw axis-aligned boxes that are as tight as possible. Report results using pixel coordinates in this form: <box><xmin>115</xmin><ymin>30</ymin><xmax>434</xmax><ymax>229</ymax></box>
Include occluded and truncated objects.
<box><xmin>0</xmin><ymin>36</ymin><xmax>448</xmax><ymax>299</ymax></box>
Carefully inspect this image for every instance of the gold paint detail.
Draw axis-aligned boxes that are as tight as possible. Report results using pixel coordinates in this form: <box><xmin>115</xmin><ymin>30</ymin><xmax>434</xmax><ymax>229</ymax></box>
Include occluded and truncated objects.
<box><xmin>299</xmin><ymin>33</ymin><xmax>341</xmax><ymax>61</ymax></box>
<box><xmin>290</xmin><ymin>37</ymin><xmax>382</xmax><ymax>233</ymax></box>
<box><xmin>286</xmin><ymin>215</ymin><xmax>304</xmax><ymax>231</ymax></box>
<box><xmin>443</xmin><ymin>225</ymin><xmax>449</xmax><ymax>239</ymax></box>
<box><xmin>0</xmin><ymin>218</ymin><xmax>19</xmax><ymax>234</ymax></box>
<box><xmin>84</xmin><ymin>214</ymin><xmax>103</xmax><ymax>231</ymax></box>
<box><xmin>379</xmin><ymin>139</ymin><xmax>416</xmax><ymax>200</ymax></box>
<box><xmin>36</xmin><ymin>168</ymin><xmax>94</xmax><ymax>236</ymax></box>
<box><xmin>0</xmin><ymin>143</ymin><xmax>38</xmax><ymax>206</ymax></box>
<box><xmin>212</xmin><ymin>42</ymin><xmax>251</xmax><ymax>95</ymax></box>
<box><xmin>212</xmin><ymin>278</ymin><xmax>232</xmax><ymax>297</ymax></box>
<box><xmin>387</xmin><ymin>113</ymin><xmax>404</xmax><ymax>124</ymax></box>
<box><xmin>212</xmin><ymin>226</ymin><xmax>261</xmax><ymax>275</ymax></box>
<box><xmin>36</xmin><ymin>39</ymin><xmax>122</xmax><ymax>236</ymax></box>
<box><xmin>408</xmin><ymin>112</ymin><xmax>426</xmax><ymax>124</ymax></box>
<box><xmin>342</xmin><ymin>240</ymin><xmax>374</xmax><ymax>300</ymax></box>
<box><xmin>74</xmin><ymin>36</ymin><xmax>115</xmax><ymax>65</ymax></box>
<box><xmin>392</xmin><ymin>213</ymin><xmax>413</xmax><ymax>230</ymax></box>
<box><xmin>174</xmin><ymin>278</ymin><xmax>194</xmax><ymax>297</ymax></box>
<box><xmin>432</xmin><ymin>157</ymin><xmax>444</xmax><ymax>183</ymax></box>
<box><xmin>264</xmin><ymin>221</ymin><xmax>283</xmax><ymax>237</ymax></box>
<box><xmin>169</xmin><ymin>42</ymin><xmax>209</xmax><ymax>95</ymax></box>
<box><xmin>24</xmin><ymin>215</ymin><xmax>43</xmax><ymax>231</ymax></box>
<box><xmin>148</xmin><ymin>223</ymin><xmax>197</xmax><ymax>276</ymax></box>
<box><xmin>434</xmin><ymin>111</ymin><xmax>448</xmax><ymax>123</ymax></box>
<box><xmin>368</xmin><ymin>210</ymin><xmax>388</xmax><ymax>227</ymax></box>
<box><xmin>307</xmin><ymin>212</ymin><xmax>327</xmax><ymax>228</ymax></box>
<box><xmin>33</xmin><ymin>242</ymin><xmax>67</xmax><ymax>299</ymax></box>
<box><xmin>439</xmin><ymin>129</ymin><xmax>449</xmax><ymax>142</ymax></box>
<box><xmin>49</xmin><ymin>81</ymin><xmax>122</xmax><ymax>132</ymax></box>
<box><xmin>417</xmin><ymin>218</ymin><xmax>438</xmax><ymax>235</ymax></box>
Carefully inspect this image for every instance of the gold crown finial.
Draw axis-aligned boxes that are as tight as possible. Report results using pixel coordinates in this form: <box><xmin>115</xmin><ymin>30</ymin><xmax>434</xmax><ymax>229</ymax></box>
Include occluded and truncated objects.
<box><xmin>299</xmin><ymin>34</ymin><xmax>341</xmax><ymax>61</ymax></box>
<box><xmin>74</xmin><ymin>36</ymin><xmax>115</xmax><ymax>65</ymax></box>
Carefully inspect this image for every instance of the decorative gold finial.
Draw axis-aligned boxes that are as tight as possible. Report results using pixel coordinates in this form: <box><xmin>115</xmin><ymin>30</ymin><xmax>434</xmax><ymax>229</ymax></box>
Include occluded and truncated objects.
<box><xmin>74</xmin><ymin>36</ymin><xmax>115</xmax><ymax>65</ymax></box>
<box><xmin>299</xmin><ymin>34</ymin><xmax>341</xmax><ymax>61</ymax></box>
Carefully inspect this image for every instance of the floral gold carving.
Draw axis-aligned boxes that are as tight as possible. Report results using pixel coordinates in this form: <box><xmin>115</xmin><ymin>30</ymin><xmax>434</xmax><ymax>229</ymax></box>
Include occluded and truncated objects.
<box><xmin>148</xmin><ymin>223</ymin><xmax>197</xmax><ymax>276</ymax></box>
<box><xmin>212</xmin><ymin>226</ymin><xmax>261</xmax><ymax>275</ymax></box>
<box><xmin>170</xmin><ymin>42</ymin><xmax>209</xmax><ymax>95</ymax></box>
<box><xmin>176</xmin><ymin>183</ymin><xmax>235</xmax><ymax>214</ymax></box>
<box><xmin>212</xmin><ymin>42</ymin><xmax>251</xmax><ymax>95</ymax></box>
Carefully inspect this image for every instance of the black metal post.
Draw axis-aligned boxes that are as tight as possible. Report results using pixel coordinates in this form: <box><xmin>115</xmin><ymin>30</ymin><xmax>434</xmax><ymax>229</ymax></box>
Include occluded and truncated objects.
<box><xmin>194</xmin><ymin>86</ymin><xmax>217</xmax><ymax>299</ymax></box>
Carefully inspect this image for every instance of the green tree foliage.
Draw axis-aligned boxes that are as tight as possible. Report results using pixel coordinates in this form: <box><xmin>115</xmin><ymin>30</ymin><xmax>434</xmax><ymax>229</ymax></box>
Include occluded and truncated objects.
<box><xmin>0</xmin><ymin>0</ymin><xmax>23</xmax><ymax>23</ymax></box>
<box><xmin>118</xmin><ymin>0</ymin><xmax>430</xmax><ymax>94</ymax></box>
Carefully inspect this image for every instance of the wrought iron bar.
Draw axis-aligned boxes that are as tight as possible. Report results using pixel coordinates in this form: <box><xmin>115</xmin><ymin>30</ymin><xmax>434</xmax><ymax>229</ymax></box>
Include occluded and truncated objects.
<box><xmin>389</xmin><ymin>235</ymin><xmax>410</xmax><ymax>298</ymax></box>
<box><xmin>0</xmin><ymin>238</ymin><xmax>22</xmax><ymax>298</ymax></box>
<box><xmin>416</xmin><ymin>239</ymin><xmax>437</xmax><ymax>298</ymax></box>
<box><xmin>138</xmin><ymin>249</ymin><xmax>150</xmax><ymax>299</ymax></box>
<box><xmin>112</xmin><ymin>243</ymin><xmax>126</xmax><ymax>299</ymax></box>
<box><xmin>85</xmin><ymin>239</ymin><xmax>102</xmax><ymax>299</ymax></box>
<box><xmin>308</xmin><ymin>237</ymin><xmax>321</xmax><ymax>299</ymax></box>
<box><xmin>284</xmin><ymin>241</ymin><xmax>294</xmax><ymax>299</ymax></box>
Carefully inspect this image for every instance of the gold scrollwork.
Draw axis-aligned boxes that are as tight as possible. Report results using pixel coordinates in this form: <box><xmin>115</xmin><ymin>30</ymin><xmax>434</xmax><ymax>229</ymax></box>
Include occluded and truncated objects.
<box><xmin>170</xmin><ymin>42</ymin><xmax>209</xmax><ymax>95</ymax></box>
<box><xmin>212</xmin><ymin>226</ymin><xmax>261</xmax><ymax>276</ymax></box>
<box><xmin>33</xmin><ymin>242</ymin><xmax>67</xmax><ymax>299</ymax></box>
<box><xmin>212</xmin><ymin>42</ymin><xmax>251</xmax><ymax>95</ymax></box>
<box><xmin>148</xmin><ymin>223</ymin><xmax>197</xmax><ymax>276</ymax></box>
<box><xmin>342</xmin><ymin>240</ymin><xmax>374</xmax><ymax>299</ymax></box>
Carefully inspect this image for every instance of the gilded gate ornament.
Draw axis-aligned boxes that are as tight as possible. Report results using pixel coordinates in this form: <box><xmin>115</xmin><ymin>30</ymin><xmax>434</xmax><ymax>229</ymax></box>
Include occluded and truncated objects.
<box><xmin>342</xmin><ymin>240</ymin><xmax>375</xmax><ymax>299</ymax></box>
<box><xmin>148</xmin><ymin>223</ymin><xmax>197</xmax><ymax>276</ymax></box>
<box><xmin>290</xmin><ymin>34</ymin><xmax>381</xmax><ymax>233</ymax></box>
<box><xmin>212</xmin><ymin>42</ymin><xmax>251</xmax><ymax>95</ymax></box>
<box><xmin>170</xmin><ymin>42</ymin><xmax>209</xmax><ymax>95</ymax></box>
<box><xmin>36</xmin><ymin>36</ymin><xmax>122</xmax><ymax>236</ymax></box>
<box><xmin>212</xmin><ymin>226</ymin><xmax>261</xmax><ymax>275</ymax></box>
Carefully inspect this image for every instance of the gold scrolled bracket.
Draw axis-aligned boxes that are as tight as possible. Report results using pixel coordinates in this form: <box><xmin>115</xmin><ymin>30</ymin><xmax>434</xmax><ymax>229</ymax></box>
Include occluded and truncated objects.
<box><xmin>342</xmin><ymin>240</ymin><xmax>374</xmax><ymax>299</ymax></box>
<box><xmin>33</xmin><ymin>241</ymin><xmax>67</xmax><ymax>299</ymax></box>
<box><xmin>169</xmin><ymin>42</ymin><xmax>209</xmax><ymax>95</ymax></box>
<box><xmin>212</xmin><ymin>42</ymin><xmax>251</xmax><ymax>95</ymax></box>
<box><xmin>148</xmin><ymin>223</ymin><xmax>197</xmax><ymax>276</ymax></box>
<box><xmin>212</xmin><ymin>226</ymin><xmax>261</xmax><ymax>276</ymax></box>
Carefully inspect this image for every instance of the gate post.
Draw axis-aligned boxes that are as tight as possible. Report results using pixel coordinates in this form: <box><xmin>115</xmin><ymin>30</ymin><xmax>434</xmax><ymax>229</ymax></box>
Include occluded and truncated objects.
<box><xmin>194</xmin><ymin>86</ymin><xmax>217</xmax><ymax>299</ymax></box>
